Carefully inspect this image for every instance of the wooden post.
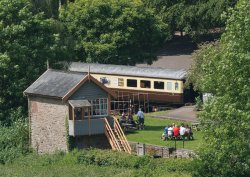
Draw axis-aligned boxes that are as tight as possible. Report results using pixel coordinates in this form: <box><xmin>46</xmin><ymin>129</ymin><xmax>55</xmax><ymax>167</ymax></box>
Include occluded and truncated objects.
<box><xmin>108</xmin><ymin>94</ymin><xmax>111</xmax><ymax>115</ymax></box>
<box><xmin>72</xmin><ymin>106</ymin><xmax>75</xmax><ymax>136</ymax></box>
<box><xmin>81</xmin><ymin>108</ymin><xmax>84</xmax><ymax>120</ymax></box>
<box><xmin>88</xmin><ymin>108</ymin><xmax>91</xmax><ymax>136</ymax></box>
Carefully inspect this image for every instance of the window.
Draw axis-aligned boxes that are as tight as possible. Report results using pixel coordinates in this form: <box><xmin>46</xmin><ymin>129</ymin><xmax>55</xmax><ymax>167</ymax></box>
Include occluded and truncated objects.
<box><xmin>127</xmin><ymin>79</ymin><xmax>137</xmax><ymax>87</ymax></box>
<box><xmin>118</xmin><ymin>78</ymin><xmax>124</xmax><ymax>86</ymax></box>
<box><xmin>154</xmin><ymin>81</ymin><xmax>164</xmax><ymax>90</ymax></box>
<box><xmin>175</xmin><ymin>82</ymin><xmax>179</xmax><ymax>90</ymax></box>
<box><xmin>140</xmin><ymin>80</ymin><xmax>151</xmax><ymax>88</ymax></box>
<box><xmin>74</xmin><ymin>108</ymin><xmax>82</xmax><ymax>120</ymax></box>
<box><xmin>167</xmin><ymin>82</ymin><xmax>172</xmax><ymax>90</ymax></box>
<box><xmin>91</xmin><ymin>98</ymin><xmax>108</xmax><ymax>116</ymax></box>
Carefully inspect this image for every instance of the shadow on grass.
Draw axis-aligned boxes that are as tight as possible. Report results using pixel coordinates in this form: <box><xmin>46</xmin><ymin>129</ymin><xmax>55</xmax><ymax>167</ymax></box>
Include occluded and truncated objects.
<box><xmin>144</xmin><ymin>125</ymin><xmax>164</xmax><ymax>131</ymax></box>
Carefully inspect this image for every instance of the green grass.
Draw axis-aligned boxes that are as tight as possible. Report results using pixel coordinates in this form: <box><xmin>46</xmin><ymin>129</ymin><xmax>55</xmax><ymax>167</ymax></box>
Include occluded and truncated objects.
<box><xmin>126</xmin><ymin>112</ymin><xmax>203</xmax><ymax>151</ymax></box>
<box><xmin>0</xmin><ymin>149</ymin><xmax>193</xmax><ymax>177</ymax></box>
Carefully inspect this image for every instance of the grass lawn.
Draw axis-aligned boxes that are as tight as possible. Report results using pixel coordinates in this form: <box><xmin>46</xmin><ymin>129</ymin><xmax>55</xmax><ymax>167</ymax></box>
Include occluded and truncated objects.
<box><xmin>126</xmin><ymin>111</ymin><xmax>203</xmax><ymax>151</ymax></box>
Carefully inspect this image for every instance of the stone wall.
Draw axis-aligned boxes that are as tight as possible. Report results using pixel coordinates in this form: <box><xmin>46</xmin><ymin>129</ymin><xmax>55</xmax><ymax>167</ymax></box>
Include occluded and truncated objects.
<box><xmin>29</xmin><ymin>96</ymin><xmax>68</xmax><ymax>153</ymax></box>
<box><xmin>129</xmin><ymin>142</ymin><xmax>195</xmax><ymax>158</ymax></box>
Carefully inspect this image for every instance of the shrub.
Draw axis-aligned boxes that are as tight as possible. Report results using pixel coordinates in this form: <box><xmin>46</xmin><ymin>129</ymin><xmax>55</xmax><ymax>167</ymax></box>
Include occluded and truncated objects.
<box><xmin>0</xmin><ymin>120</ymin><xmax>29</xmax><ymax>164</ymax></box>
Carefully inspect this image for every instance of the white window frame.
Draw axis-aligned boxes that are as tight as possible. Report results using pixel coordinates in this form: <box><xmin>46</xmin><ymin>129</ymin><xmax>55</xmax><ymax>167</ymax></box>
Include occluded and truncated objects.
<box><xmin>91</xmin><ymin>98</ymin><xmax>108</xmax><ymax>117</ymax></box>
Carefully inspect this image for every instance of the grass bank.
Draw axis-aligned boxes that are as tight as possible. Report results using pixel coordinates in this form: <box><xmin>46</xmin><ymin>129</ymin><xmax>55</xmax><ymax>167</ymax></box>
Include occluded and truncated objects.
<box><xmin>0</xmin><ymin>149</ymin><xmax>193</xmax><ymax>177</ymax></box>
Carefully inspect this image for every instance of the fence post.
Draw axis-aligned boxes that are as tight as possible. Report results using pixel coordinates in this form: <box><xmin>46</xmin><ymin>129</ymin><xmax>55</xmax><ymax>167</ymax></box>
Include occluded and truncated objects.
<box><xmin>136</xmin><ymin>143</ymin><xmax>145</xmax><ymax>156</ymax></box>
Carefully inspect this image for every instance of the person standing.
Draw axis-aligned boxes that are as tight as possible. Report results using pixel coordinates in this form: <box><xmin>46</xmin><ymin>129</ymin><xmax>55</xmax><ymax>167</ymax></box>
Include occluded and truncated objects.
<box><xmin>137</xmin><ymin>108</ymin><xmax>144</xmax><ymax>129</ymax></box>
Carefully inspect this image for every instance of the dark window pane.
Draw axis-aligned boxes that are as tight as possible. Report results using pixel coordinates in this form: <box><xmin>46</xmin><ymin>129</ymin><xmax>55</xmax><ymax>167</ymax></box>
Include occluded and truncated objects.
<box><xmin>154</xmin><ymin>81</ymin><xmax>164</xmax><ymax>89</ymax></box>
<box><xmin>140</xmin><ymin>80</ymin><xmax>151</xmax><ymax>88</ymax></box>
<box><xmin>127</xmin><ymin>79</ymin><xmax>137</xmax><ymax>87</ymax></box>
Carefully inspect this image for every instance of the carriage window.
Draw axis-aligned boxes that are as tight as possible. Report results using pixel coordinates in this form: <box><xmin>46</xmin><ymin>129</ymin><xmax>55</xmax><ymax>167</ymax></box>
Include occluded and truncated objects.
<box><xmin>127</xmin><ymin>79</ymin><xmax>137</xmax><ymax>87</ymax></box>
<box><xmin>167</xmin><ymin>82</ymin><xmax>172</xmax><ymax>90</ymax></box>
<box><xmin>118</xmin><ymin>78</ymin><xmax>124</xmax><ymax>86</ymax></box>
<box><xmin>154</xmin><ymin>81</ymin><xmax>164</xmax><ymax>89</ymax></box>
<box><xmin>140</xmin><ymin>80</ymin><xmax>151</xmax><ymax>88</ymax></box>
<box><xmin>175</xmin><ymin>82</ymin><xmax>179</xmax><ymax>90</ymax></box>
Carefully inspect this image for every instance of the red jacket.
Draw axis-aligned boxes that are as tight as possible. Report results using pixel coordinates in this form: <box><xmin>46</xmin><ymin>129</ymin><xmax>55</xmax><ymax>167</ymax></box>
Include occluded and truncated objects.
<box><xmin>173</xmin><ymin>127</ymin><xmax>180</xmax><ymax>137</ymax></box>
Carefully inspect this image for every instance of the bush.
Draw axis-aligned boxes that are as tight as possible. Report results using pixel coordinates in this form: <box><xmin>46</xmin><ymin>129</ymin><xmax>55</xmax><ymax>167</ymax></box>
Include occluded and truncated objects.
<box><xmin>0</xmin><ymin>120</ymin><xmax>29</xmax><ymax>164</ymax></box>
<box><xmin>195</xmin><ymin>97</ymin><xmax>203</xmax><ymax>111</ymax></box>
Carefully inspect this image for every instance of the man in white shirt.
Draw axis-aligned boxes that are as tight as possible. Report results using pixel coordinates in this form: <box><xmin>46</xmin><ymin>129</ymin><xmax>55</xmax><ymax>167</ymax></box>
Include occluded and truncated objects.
<box><xmin>180</xmin><ymin>124</ymin><xmax>186</xmax><ymax>138</ymax></box>
<box><xmin>168</xmin><ymin>125</ymin><xmax>173</xmax><ymax>138</ymax></box>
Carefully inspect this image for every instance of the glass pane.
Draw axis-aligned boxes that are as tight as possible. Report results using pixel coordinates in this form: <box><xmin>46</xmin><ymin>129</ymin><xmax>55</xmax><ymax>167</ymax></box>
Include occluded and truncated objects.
<box><xmin>175</xmin><ymin>82</ymin><xmax>179</xmax><ymax>90</ymax></box>
<box><xmin>140</xmin><ymin>80</ymin><xmax>151</xmax><ymax>88</ymax></box>
<box><xmin>127</xmin><ymin>79</ymin><xmax>137</xmax><ymax>87</ymax></box>
<box><xmin>167</xmin><ymin>82</ymin><xmax>172</xmax><ymax>90</ymax></box>
<box><xmin>154</xmin><ymin>81</ymin><xmax>164</xmax><ymax>89</ymax></box>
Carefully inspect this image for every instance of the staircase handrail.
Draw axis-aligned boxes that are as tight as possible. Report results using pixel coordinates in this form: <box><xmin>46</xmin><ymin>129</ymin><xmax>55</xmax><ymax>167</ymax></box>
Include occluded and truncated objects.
<box><xmin>104</xmin><ymin>118</ymin><xmax>121</xmax><ymax>151</ymax></box>
<box><xmin>113</xmin><ymin>117</ymin><xmax>132</xmax><ymax>154</ymax></box>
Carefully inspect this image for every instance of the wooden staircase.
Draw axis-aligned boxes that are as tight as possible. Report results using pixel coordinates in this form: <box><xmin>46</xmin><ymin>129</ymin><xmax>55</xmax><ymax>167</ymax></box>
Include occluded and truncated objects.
<box><xmin>104</xmin><ymin>117</ymin><xmax>132</xmax><ymax>154</ymax></box>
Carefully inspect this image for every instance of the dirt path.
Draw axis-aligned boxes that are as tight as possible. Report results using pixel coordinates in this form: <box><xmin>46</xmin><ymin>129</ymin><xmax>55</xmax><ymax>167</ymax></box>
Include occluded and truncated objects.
<box><xmin>153</xmin><ymin>106</ymin><xmax>198</xmax><ymax>122</ymax></box>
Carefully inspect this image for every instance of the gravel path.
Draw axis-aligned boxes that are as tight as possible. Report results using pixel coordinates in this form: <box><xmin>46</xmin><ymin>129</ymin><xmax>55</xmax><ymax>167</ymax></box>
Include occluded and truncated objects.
<box><xmin>153</xmin><ymin>106</ymin><xmax>198</xmax><ymax>123</ymax></box>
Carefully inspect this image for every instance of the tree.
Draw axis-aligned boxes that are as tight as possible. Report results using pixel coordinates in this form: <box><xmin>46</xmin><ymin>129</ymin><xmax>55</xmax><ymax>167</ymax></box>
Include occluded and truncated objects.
<box><xmin>191</xmin><ymin>0</ymin><xmax>250</xmax><ymax>176</ymax></box>
<box><xmin>59</xmin><ymin>0</ymin><xmax>170</xmax><ymax>65</ymax></box>
<box><xmin>143</xmin><ymin>0</ymin><xmax>238</xmax><ymax>37</ymax></box>
<box><xmin>0</xmin><ymin>0</ymin><xmax>68</xmax><ymax>125</ymax></box>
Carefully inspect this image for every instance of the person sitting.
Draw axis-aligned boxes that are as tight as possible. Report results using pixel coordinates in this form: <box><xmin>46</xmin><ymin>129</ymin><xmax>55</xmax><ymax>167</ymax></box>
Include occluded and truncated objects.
<box><xmin>119</xmin><ymin>113</ymin><xmax>126</xmax><ymax>125</ymax></box>
<box><xmin>179</xmin><ymin>124</ymin><xmax>186</xmax><ymax>139</ymax></box>
<box><xmin>173</xmin><ymin>125</ymin><xmax>180</xmax><ymax>138</ymax></box>
<box><xmin>127</xmin><ymin>112</ymin><xmax>136</xmax><ymax>127</ymax></box>
<box><xmin>185</xmin><ymin>124</ymin><xmax>193</xmax><ymax>140</ymax></box>
<box><xmin>168</xmin><ymin>125</ymin><xmax>173</xmax><ymax>139</ymax></box>
<box><xmin>161</xmin><ymin>125</ymin><xmax>168</xmax><ymax>141</ymax></box>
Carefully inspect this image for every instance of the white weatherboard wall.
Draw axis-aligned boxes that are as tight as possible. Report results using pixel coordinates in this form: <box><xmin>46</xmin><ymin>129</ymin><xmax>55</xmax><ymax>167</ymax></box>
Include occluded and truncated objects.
<box><xmin>68</xmin><ymin>119</ymin><xmax>105</xmax><ymax>136</ymax></box>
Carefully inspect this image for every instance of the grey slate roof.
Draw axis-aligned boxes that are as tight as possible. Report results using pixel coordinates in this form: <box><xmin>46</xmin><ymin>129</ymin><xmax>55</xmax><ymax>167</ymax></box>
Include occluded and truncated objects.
<box><xmin>68</xmin><ymin>100</ymin><xmax>92</xmax><ymax>108</ymax></box>
<box><xmin>24</xmin><ymin>69</ymin><xmax>86</xmax><ymax>98</ymax></box>
<box><xmin>69</xmin><ymin>62</ymin><xmax>187</xmax><ymax>80</ymax></box>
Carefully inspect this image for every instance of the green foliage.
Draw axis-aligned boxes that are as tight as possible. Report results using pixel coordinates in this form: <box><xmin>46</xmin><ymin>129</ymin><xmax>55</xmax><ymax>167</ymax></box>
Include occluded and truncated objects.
<box><xmin>59</xmin><ymin>0</ymin><xmax>170</xmax><ymax>65</ymax></box>
<box><xmin>0</xmin><ymin>120</ymin><xmax>29</xmax><ymax>164</ymax></box>
<box><xmin>195</xmin><ymin>97</ymin><xmax>203</xmax><ymax>111</ymax></box>
<box><xmin>191</xmin><ymin>0</ymin><xmax>250</xmax><ymax>176</ymax></box>
<box><xmin>0</xmin><ymin>0</ymin><xmax>70</xmax><ymax>125</ymax></box>
<box><xmin>143</xmin><ymin>0</ymin><xmax>238</xmax><ymax>37</ymax></box>
<box><xmin>0</xmin><ymin>149</ymin><xmax>193</xmax><ymax>176</ymax></box>
<box><xmin>65</xmin><ymin>117</ymin><xmax>75</xmax><ymax>151</ymax></box>
<box><xmin>187</xmin><ymin>42</ymin><xmax>220</xmax><ymax>92</ymax></box>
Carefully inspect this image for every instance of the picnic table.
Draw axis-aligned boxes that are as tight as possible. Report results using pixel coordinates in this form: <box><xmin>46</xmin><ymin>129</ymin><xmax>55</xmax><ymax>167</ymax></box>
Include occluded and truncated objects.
<box><xmin>121</xmin><ymin>123</ymin><xmax>138</xmax><ymax>132</ymax></box>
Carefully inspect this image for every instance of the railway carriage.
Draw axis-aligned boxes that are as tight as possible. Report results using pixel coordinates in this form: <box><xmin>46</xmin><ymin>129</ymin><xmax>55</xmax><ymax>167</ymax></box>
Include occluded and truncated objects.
<box><xmin>69</xmin><ymin>63</ymin><xmax>195</xmax><ymax>113</ymax></box>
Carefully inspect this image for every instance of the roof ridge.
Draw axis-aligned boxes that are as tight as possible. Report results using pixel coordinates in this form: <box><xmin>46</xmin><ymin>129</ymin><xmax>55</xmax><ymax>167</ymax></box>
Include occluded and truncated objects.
<box><xmin>47</xmin><ymin>68</ymin><xmax>84</xmax><ymax>75</ymax></box>
<box><xmin>71</xmin><ymin>62</ymin><xmax>186</xmax><ymax>71</ymax></box>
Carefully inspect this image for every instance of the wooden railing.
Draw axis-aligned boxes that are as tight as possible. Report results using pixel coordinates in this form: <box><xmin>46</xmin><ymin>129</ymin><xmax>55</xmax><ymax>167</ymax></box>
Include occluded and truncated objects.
<box><xmin>103</xmin><ymin>118</ymin><xmax>121</xmax><ymax>151</ymax></box>
<box><xmin>103</xmin><ymin>117</ymin><xmax>131</xmax><ymax>154</ymax></box>
<box><xmin>113</xmin><ymin>117</ymin><xmax>132</xmax><ymax>154</ymax></box>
